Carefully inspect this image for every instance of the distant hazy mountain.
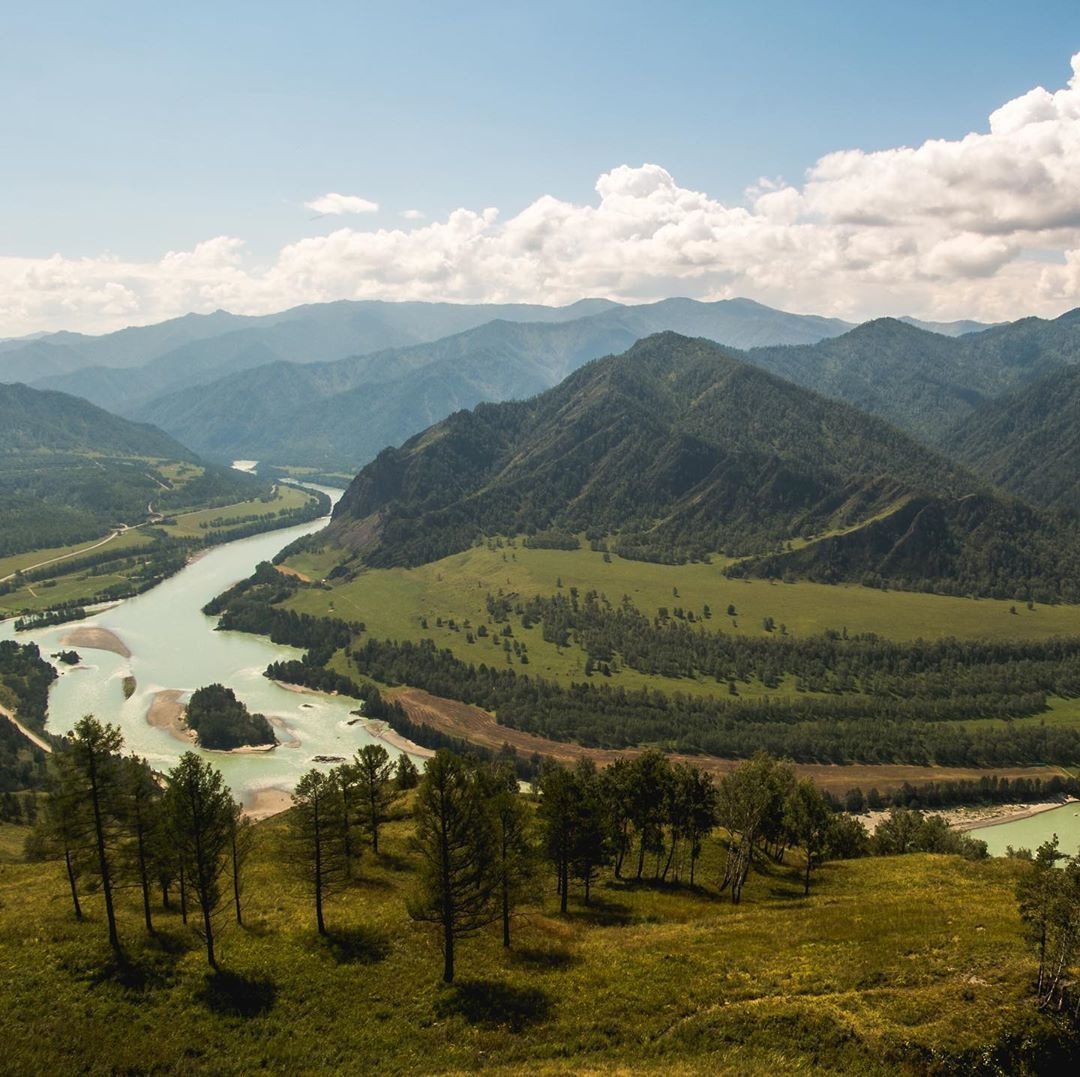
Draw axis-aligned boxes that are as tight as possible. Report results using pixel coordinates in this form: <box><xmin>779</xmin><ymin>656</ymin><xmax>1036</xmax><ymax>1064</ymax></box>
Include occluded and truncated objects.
<box><xmin>321</xmin><ymin>332</ymin><xmax>1080</xmax><ymax>600</ymax></box>
<box><xmin>743</xmin><ymin>311</ymin><xmax>1080</xmax><ymax>444</ymax></box>
<box><xmin>898</xmin><ymin>316</ymin><xmax>997</xmax><ymax>336</ymax></box>
<box><xmin>21</xmin><ymin>296</ymin><xmax>850</xmax><ymax>416</ymax></box>
<box><xmin>19</xmin><ymin>298</ymin><xmax>619</xmax><ymax>408</ymax></box>
<box><xmin>127</xmin><ymin>298</ymin><xmax>853</xmax><ymax>467</ymax></box>
<box><xmin>0</xmin><ymin>383</ymin><xmax>257</xmax><ymax>556</ymax></box>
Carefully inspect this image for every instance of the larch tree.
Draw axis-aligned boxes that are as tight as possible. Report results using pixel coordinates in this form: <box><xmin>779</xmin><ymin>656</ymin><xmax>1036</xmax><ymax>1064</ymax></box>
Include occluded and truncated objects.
<box><xmin>354</xmin><ymin>744</ymin><xmax>399</xmax><ymax>855</ymax></box>
<box><xmin>785</xmin><ymin>778</ymin><xmax>833</xmax><ymax>896</ymax></box>
<box><xmin>481</xmin><ymin>761</ymin><xmax>535</xmax><ymax>947</ymax></box>
<box><xmin>167</xmin><ymin>752</ymin><xmax>236</xmax><ymax>968</ymax></box>
<box><xmin>121</xmin><ymin>754</ymin><xmax>164</xmax><ymax>934</ymax></box>
<box><xmin>407</xmin><ymin>750</ymin><xmax>497</xmax><ymax>983</ymax></box>
<box><xmin>67</xmin><ymin>715</ymin><xmax>126</xmax><ymax>955</ymax></box>
<box><xmin>290</xmin><ymin>768</ymin><xmax>346</xmax><ymax>936</ymax></box>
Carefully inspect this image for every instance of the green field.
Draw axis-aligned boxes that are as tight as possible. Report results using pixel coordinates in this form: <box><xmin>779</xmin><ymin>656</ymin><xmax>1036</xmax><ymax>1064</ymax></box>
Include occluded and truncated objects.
<box><xmin>0</xmin><ymin>529</ymin><xmax>151</xmax><ymax>583</ymax></box>
<box><xmin>158</xmin><ymin>483</ymin><xmax>314</xmax><ymax>540</ymax></box>
<box><xmin>283</xmin><ymin>539</ymin><xmax>1080</xmax><ymax>704</ymax></box>
<box><xmin>0</xmin><ymin>807</ymin><xmax>1067</xmax><ymax>1074</ymax></box>
<box><xmin>0</xmin><ymin>486</ymin><xmax>319</xmax><ymax>618</ymax></box>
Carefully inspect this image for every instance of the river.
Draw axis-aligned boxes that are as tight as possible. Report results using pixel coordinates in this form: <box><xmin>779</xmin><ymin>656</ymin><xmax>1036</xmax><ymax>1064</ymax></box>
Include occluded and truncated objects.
<box><xmin>0</xmin><ymin>486</ymin><xmax>401</xmax><ymax>811</ymax></box>
<box><xmin>969</xmin><ymin>803</ymin><xmax>1080</xmax><ymax>857</ymax></box>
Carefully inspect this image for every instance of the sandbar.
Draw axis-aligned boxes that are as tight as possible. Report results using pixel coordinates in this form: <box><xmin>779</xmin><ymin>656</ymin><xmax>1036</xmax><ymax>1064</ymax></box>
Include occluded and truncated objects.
<box><xmin>60</xmin><ymin>625</ymin><xmax>131</xmax><ymax>658</ymax></box>
<box><xmin>146</xmin><ymin>689</ymin><xmax>196</xmax><ymax>744</ymax></box>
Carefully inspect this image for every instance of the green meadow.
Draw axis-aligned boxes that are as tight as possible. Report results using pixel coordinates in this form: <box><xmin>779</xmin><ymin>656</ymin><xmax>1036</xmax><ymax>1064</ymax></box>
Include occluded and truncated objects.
<box><xmin>0</xmin><ymin>808</ymin><xmax>1068</xmax><ymax>1075</ymax></box>
<box><xmin>283</xmin><ymin>540</ymin><xmax>1080</xmax><ymax>706</ymax></box>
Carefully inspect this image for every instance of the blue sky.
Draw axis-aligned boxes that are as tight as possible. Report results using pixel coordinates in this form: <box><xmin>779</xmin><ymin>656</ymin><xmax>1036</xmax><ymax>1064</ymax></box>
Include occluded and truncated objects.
<box><xmin>3</xmin><ymin>1</ymin><xmax>1080</xmax><ymax>333</ymax></box>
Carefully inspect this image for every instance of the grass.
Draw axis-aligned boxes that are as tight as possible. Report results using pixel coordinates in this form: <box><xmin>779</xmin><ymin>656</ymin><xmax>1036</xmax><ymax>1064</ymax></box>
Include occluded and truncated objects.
<box><xmin>282</xmin><ymin>539</ymin><xmax>1080</xmax><ymax>697</ymax></box>
<box><xmin>0</xmin><ymin>529</ymin><xmax>151</xmax><ymax>583</ymax></box>
<box><xmin>0</xmin><ymin>486</ymin><xmax>318</xmax><ymax>617</ymax></box>
<box><xmin>157</xmin><ymin>483</ymin><xmax>314</xmax><ymax>540</ymax></box>
<box><xmin>0</xmin><ymin>808</ymin><xmax>1067</xmax><ymax>1074</ymax></box>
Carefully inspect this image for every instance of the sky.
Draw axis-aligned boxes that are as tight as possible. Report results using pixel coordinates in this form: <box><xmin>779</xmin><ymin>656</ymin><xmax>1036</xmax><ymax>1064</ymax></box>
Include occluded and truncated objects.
<box><xmin>3</xmin><ymin>0</ymin><xmax>1080</xmax><ymax>336</ymax></box>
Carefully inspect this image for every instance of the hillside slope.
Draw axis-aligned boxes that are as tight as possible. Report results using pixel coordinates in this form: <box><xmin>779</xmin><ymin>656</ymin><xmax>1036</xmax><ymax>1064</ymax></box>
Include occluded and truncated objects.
<box><xmin>943</xmin><ymin>362</ymin><xmax>1080</xmax><ymax>512</ymax></box>
<box><xmin>744</xmin><ymin>310</ymin><xmax>1080</xmax><ymax>444</ymax></box>
<box><xmin>0</xmin><ymin>383</ymin><xmax>259</xmax><ymax>556</ymax></box>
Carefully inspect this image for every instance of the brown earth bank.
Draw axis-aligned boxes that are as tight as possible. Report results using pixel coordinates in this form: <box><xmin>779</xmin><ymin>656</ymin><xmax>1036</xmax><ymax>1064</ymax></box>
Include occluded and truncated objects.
<box><xmin>390</xmin><ymin>687</ymin><xmax>1071</xmax><ymax>795</ymax></box>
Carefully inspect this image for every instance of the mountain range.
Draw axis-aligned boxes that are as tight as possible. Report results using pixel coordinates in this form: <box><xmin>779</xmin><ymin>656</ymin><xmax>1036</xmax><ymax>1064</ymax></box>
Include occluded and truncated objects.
<box><xmin>321</xmin><ymin>333</ymin><xmax>1080</xmax><ymax>601</ymax></box>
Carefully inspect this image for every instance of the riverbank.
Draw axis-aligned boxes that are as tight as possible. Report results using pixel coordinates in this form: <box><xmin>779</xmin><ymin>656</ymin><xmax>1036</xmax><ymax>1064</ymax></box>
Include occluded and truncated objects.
<box><xmin>365</xmin><ymin>718</ymin><xmax>435</xmax><ymax>759</ymax></box>
<box><xmin>859</xmin><ymin>795</ymin><xmax>1078</xmax><ymax>835</ymax></box>
<box><xmin>243</xmin><ymin>787</ymin><xmax>292</xmax><ymax>819</ymax></box>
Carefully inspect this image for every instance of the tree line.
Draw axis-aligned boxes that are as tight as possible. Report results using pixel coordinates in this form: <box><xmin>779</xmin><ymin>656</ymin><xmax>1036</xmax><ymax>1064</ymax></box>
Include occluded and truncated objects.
<box><xmin>344</xmin><ymin>636</ymin><xmax>1080</xmax><ymax>767</ymax></box>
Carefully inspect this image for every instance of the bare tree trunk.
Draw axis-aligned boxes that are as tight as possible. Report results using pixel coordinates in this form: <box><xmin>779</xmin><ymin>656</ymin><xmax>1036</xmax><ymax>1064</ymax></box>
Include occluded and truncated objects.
<box><xmin>64</xmin><ymin>849</ymin><xmax>82</xmax><ymax>920</ymax></box>
<box><xmin>87</xmin><ymin>751</ymin><xmax>120</xmax><ymax>956</ymax></box>
<box><xmin>231</xmin><ymin>829</ymin><xmax>243</xmax><ymax>927</ymax></box>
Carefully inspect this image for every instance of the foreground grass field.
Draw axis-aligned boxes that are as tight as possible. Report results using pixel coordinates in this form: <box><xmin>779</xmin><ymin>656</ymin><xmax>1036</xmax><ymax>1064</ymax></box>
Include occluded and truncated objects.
<box><xmin>0</xmin><ymin>809</ymin><xmax>1070</xmax><ymax>1075</ymax></box>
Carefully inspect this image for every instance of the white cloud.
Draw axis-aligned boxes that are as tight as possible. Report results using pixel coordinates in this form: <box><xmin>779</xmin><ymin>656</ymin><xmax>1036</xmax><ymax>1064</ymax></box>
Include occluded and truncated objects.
<box><xmin>304</xmin><ymin>192</ymin><xmax>379</xmax><ymax>215</ymax></box>
<box><xmin>401</xmin><ymin>209</ymin><xmax>425</xmax><ymax>220</ymax></box>
<box><xmin>6</xmin><ymin>53</ymin><xmax>1080</xmax><ymax>335</ymax></box>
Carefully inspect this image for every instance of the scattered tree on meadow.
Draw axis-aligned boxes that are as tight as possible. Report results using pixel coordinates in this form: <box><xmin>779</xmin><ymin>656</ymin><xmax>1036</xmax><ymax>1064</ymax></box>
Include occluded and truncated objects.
<box><xmin>290</xmin><ymin>768</ymin><xmax>346</xmax><ymax>936</ymax></box>
<box><xmin>481</xmin><ymin>761</ymin><xmax>535</xmax><ymax>946</ymax></box>
<box><xmin>785</xmin><ymin>778</ymin><xmax>833</xmax><ymax>896</ymax></box>
<box><xmin>122</xmin><ymin>753</ymin><xmax>164</xmax><ymax>933</ymax></box>
<box><xmin>67</xmin><ymin>715</ymin><xmax>126</xmax><ymax>954</ymax></box>
<box><xmin>167</xmin><ymin>752</ymin><xmax>237</xmax><ymax>968</ymax></box>
<box><xmin>354</xmin><ymin>743</ymin><xmax>399</xmax><ymax>854</ymax></box>
<box><xmin>395</xmin><ymin>752</ymin><xmax>420</xmax><ymax>791</ymax></box>
<box><xmin>229</xmin><ymin>803</ymin><xmax>256</xmax><ymax>926</ymax></box>
<box><xmin>1017</xmin><ymin>836</ymin><xmax>1080</xmax><ymax>1012</ymax></box>
<box><xmin>329</xmin><ymin>761</ymin><xmax>360</xmax><ymax>878</ymax></box>
<box><xmin>717</xmin><ymin>753</ymin><xmax>790</xmax><ymax>904</ymax></box>
<box><xmin>407</xmin><ymin>750</ymin><xmax>497</xmax><ymax>983</ymax></box>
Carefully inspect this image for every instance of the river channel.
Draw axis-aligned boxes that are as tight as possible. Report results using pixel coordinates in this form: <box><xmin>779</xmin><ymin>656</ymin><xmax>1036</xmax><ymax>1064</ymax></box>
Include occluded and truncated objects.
<box><xmin>0</xmin><ymin>486</ymin><xmax>401</xmax><ymax>811</ymax></box>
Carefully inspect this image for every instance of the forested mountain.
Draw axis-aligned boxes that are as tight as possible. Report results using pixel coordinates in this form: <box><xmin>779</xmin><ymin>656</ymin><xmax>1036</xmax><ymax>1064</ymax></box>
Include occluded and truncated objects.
<box><xmin>319</xmin><ymin>333</ymin><xmax>1080</xmax><ymax>600</ymax></box>
<box><xmin>25</xmin><ymin>298</ymin><xmax>618</xmax><ymax>412</ymax></box>
<box><xmin>0</xmin><ymin>383</ymin><xmax>260</xmax><ymax>556</ymax></box>
<box><xmin>126</xmin><ymin>299</ymin><xmax>853</xmax><ymax>467</ymax></box>
<box><xmin>942</xmin><ymin>363</ymin><xmax>1080</xmax><ymax>512</ymax></box>
<box><xmin>743</xmin><ymin>310</ymin><xmax>1080</xmax><ymax>444</ymax></box>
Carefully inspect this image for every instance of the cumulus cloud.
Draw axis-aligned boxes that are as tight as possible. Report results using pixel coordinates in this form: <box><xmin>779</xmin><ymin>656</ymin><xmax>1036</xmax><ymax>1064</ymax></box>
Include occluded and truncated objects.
<box><xmin>401</xmin><ymin>209</ymin><xmax>425</xmax><ymax>220</ymax></box>
<box><xmin>304</xmin><ymin>192</ymin><xmax>379</xmax><ymax>215</ymax></box>
<box><xmin>6</xmin><ymin>53</ymin><xmax>1080</xmax><ymax>335</ymax></box>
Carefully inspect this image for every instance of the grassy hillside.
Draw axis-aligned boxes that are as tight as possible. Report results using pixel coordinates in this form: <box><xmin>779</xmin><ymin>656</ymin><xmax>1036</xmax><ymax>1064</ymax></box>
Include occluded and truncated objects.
<box><xmin>0</xmin><ymin>809</ymin><xmax>1070</xmax><ymax>1074</ymax></box>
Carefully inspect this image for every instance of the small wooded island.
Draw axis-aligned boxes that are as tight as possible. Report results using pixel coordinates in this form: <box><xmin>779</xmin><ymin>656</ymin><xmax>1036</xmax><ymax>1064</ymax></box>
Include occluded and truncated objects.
<box><xmin>185</xmin><ymin>683</ymin><xmax>277</xmax><ymax>750</ymax></box>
